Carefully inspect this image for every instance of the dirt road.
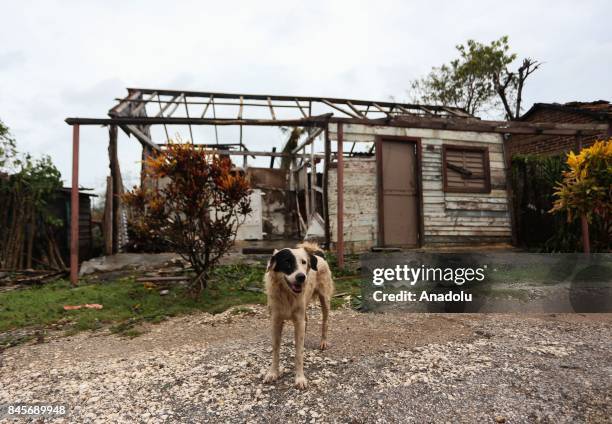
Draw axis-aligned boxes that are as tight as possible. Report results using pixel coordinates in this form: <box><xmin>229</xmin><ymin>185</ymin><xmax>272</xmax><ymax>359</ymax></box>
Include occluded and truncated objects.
<box><xmin>1</xmin><ymin>307</ymin><xmax>610</xmax><ymax>423</ymax></box>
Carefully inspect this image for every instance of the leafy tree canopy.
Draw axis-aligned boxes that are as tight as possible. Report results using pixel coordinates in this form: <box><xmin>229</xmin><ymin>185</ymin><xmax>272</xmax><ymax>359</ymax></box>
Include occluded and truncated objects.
<box><xmin>410</xmin><ymin>36</ymin><xmax>540</xmax><ymax>119</ymax></box>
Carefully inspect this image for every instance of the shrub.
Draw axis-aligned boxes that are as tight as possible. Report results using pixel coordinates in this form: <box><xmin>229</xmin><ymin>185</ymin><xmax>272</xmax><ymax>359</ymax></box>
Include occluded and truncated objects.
<box><xmin>550</xmin><ymin>139</ymin><xmax>612</xmax><ymax>251</ymax></box>
<box><xmin>123</xmin><ymin>142</ymin><xmax>251</xmax><ymax>295</ymax></box>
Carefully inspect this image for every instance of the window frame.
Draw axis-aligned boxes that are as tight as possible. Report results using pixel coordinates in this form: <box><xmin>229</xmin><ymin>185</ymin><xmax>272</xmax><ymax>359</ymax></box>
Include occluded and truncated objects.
<box><xmin>442</xmin><ymin>145</ymin><xmax>491</xmax><ymax>194</ymax></box>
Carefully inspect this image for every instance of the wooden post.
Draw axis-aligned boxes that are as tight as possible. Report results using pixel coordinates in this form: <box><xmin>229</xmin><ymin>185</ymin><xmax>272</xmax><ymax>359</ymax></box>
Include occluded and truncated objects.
<box><xmin>581</xmin><ymin>216</ymin><xmax>591</xmax><ymax>255</ymax></box>
<box><xmin>310</xmin><ymin>131</ymin><xmax>316</xmax><ymax>217</ymax></box>
<box><xmin>575</xmin><ymin>134</ymin><xmax>591</xmax><ymax>255</ymax></box>
<box><xmin>336</xmin><ymin>123</ymin><xmax>345</xmax><ymax>269</ymax></box>
<box><xmin>103</xmin><ymin>176</ymin><xmax>113</xmax><ymax>256</ymax></box>
<box><xmin>108</xmin><ymin>125</ymin><xmax>121</xmax><ymax>253</ymax></box>
<box><xmin>323</xmin><ymin>127</ymin><xmax>331</xmax><ymax>247</ymax></box>
<box><xmin>502</xmin><ymin>135</ymin><xmax>518</xmax><ymax>246</ymax></box>
<box><xmin>70</xmin><ymin>124</ymin><xmax>80</xmax><ymax>286</ymax></box>
<box><xmin>270</xmin><ymin>147</ymin><xmax>276</xmax><ymax>168</ymax></box>
<box><xmin>303</xmin><ymin>146</ymin><xmax>310</xmax><ymax>221</ymax></box>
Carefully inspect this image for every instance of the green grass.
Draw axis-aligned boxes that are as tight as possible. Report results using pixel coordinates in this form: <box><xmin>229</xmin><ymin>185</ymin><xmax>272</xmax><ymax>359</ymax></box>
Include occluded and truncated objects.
<box><xmin>0</xmin><ymin>258</ymin><xmax>362</xmax><ymax>342</ymax></box>
<box><xmin>0</xmin><ymin>265</ymin><xmax>267</xmax><ymax>336</ymax></box>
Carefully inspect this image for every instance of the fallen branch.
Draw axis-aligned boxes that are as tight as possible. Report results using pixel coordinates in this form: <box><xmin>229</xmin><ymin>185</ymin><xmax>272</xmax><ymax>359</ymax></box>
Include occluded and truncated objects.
<box><xmin>136</xmin><ymin>276</ymin><xmax>191</xmax><ymax>282</ymax></box>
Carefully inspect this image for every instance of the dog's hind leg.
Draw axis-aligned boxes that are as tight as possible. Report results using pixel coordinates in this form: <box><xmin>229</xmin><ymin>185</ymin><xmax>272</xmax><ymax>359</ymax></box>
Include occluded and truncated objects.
<box><xmin>318</xmin><ymin>293</ymin><xmax>330</xmax><ymax>350</ymax></box>
<box><xmin>264</xmin><ymin>315</ymin><xmax>283</xmax><ymax>383</ymax></box>
<box><xmin>293</xmin><ymin>316</ymin><xmax>307</xmax><ymax>389</ymax></box>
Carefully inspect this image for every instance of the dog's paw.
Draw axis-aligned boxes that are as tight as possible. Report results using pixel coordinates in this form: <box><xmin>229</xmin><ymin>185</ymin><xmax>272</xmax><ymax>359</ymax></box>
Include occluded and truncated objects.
<box><xmin>294</xmin><ymin>376</ymin><xmax>308</xmax><ymax>389</ymax></box>
<box><xmin>319</xmin><ymin>339</ymin><xmax>328</xmax><ymax>350</ymax></box>
<box><xmin>263</xmin><ymin>371</ymin><xmax>279</xmax><ymax>383</ymax></box>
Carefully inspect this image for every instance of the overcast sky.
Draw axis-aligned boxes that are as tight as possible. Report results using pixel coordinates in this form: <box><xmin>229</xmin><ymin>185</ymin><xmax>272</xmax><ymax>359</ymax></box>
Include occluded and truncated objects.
<box><xmin>1</xmin><ymin>0</ymin><xmax>610</xmax><ymax>195</ymax></box>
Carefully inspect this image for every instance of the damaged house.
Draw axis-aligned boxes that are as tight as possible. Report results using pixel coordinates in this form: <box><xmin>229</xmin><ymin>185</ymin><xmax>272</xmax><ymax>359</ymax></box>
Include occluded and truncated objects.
<box><xmin>64</xmin><ymin>88</ymin><xmax>608</xmax><ymax>283</ymax></box>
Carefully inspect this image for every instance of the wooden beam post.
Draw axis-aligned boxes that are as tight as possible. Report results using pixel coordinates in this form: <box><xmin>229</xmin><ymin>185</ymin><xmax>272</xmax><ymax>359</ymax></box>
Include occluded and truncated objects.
<box><xmin>581</xmin><ymin>216</ymin><xmax>591</xmax><ymax>255</ymax></box>
<box><xmin>269</xmin><ymin>147</ymin><xmax>277</xmax><ymax>168</ymax></box>
<box><xmin>336</xmin><ymin>123</ymin><xmax>345</xmax><ymax>269</ymax></box>
<box><xmin>70</xmin><ymin>124</ymin><xmax>80</xmax><ymax>286</ymax></box>
<box><xmin>323</xmin><ymin>127</ymin><xmax>331</xmax><ymax>247</ymax></box>
<box><xmin>103</xmin><ymin>176</ymin><xmax>113</xmax><ymax>256</ymax></box>
<box><xmin>310</xmin><ymin>131</ymin><xmax>316</xmax><ymax>217</ymax></box>
<box><xmin>575</xmin><ymin>134</ymin><xmax>591</xmax><ymax>255</ymax></box>
<box><xmin>109</xmin><ymin>125</ymin><xmax>121</xmax><ymax>253</ymax></box>
<box><xmin>502</xmin><ymin>135</ymin><xmax>519</xmax><ymax>246</ymax></box>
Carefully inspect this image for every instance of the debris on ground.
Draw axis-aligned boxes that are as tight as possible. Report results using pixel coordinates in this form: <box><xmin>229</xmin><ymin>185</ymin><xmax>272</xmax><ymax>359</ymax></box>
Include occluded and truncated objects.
<box><xmin>62</xmin><ymin>304</ymin><xmax>104</xmax><ymax>311</ymax></box>
<box><xmin>78</xmin><ymin>253</ymin><xmax>182</xmax><ymax>276</ymax></box>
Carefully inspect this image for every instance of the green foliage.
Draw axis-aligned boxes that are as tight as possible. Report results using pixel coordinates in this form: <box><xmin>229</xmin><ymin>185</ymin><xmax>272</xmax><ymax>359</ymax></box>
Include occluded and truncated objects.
<box><xmin>511</xmin><ymin>153</ymin><xmax>609</xmax><ymax>252</ymax></box>
<box><xmin>0</xmin><ymin>119</ymin><xmax>17</xmax><ymax>172</ymax></box>
<box><xmin>411</xmin><ymin>36</ymin><xmax>539</xmax><ymax>119</ymax></box>
<box><xmin>0</xmin><ymin>120</ymin><xmax>64</xmax><ymax>268</ymax></box>
<box><xmin>550</xmin><ymin>140</ymin><xmax>612</xmax><ymax>223</ymax></box>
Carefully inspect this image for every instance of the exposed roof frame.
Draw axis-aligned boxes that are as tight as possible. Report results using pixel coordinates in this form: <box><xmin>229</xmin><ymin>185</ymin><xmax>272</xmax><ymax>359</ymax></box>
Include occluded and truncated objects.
<box><xmin>113</xmin><ymin>87</ymin><xmax>471</xmax><ymax>119</ymax></box>
<box><xmin>67</xmin><ymin>113</ymin><xmax>608</xmax><ymax>136</ymax></box>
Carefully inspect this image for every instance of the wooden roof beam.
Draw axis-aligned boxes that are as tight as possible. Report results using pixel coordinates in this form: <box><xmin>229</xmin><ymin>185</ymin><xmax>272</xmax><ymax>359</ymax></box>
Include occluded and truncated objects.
<box><xmin>131</xmin><ymin>91</ymin><xmax>157</xmax><ymax>116</ymax></box>
<box><xmin>123</xmin><ymin>124</ymin><xmax>160</xmax><ymax>151</ymax></box>
<box><xmin>109</xmin><ymin>90</ymin><xmax>141</xmax><ymax>116</ymax></box>
<box><xmin>201</xmin><ymin>95</ymin><xmax>214</xmax><ymax>118</ymax></box>
<box><xmin>295</xmin><ymin>99</ymin><xmax>308</xmax><ymax>117</ymax></box>
<box><xmin>346</xmin><ymin>101</ymin><xmax>366</xmax><ymax>118</ymax></box>
<box><xmin>164</xmin><ymin>93</ymin><xmax>185</xmax><ymax>118</ymax></box>
<box><xmin>65</xmin><ymin>113</ymin><xmax>333</xmax><ymax>127</ymax></box>
<box><xmin>321</xmin><ymin>99</ymin><xmax>361</xmax><ymax>119</ymax></box>
<box><xmin>291</xmin><ymin>127</ymin><xmax>324</xmax><ymax>154</ymax></box>
<box><xmin>155</xmin><ymin>94</ymin><xmax>179</xmax><ymax>117</ymax></box>
<box><xmin>372</xmin><ymin>103</ymin><xmax>391</xmax><ymax>117</ymax></box>
<box><xmin>267</xmin><ymin>97</ymin><xmax>277</xmax><ymax>120</ymax></box>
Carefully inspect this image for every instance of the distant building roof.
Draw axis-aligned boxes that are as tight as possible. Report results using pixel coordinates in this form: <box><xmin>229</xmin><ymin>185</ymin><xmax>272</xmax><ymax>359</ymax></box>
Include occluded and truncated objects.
<box><xmin>521</xmin><ymin>100</ymin><xmax>612</xmax><ymax>121</ymax></box>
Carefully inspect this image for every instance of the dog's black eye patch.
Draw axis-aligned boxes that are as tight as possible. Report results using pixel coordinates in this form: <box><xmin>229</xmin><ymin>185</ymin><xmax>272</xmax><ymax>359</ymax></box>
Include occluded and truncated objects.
<box><xmin>309</xmin><ymin>254</ymin><xmax>318</xmax><ymax>271</ymax></box>
<box><xmin>272</xmin><ymin>249</ymin><xmax>296</xmax><ymax>275</ymax></box>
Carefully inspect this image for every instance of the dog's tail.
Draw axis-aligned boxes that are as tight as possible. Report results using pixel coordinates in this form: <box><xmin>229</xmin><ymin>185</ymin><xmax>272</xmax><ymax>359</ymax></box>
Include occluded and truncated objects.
<box><xmin>296</xmin><ymin>241</ymin><xmax>325</xmax><ymax>258</ymax></box>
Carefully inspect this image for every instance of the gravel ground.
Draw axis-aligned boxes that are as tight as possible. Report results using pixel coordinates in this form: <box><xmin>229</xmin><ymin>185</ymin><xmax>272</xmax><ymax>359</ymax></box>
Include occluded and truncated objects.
<box><xmin>0</xmin><ymin>307</ymin><xmax>610</xmax><ymax>423</ymax></box>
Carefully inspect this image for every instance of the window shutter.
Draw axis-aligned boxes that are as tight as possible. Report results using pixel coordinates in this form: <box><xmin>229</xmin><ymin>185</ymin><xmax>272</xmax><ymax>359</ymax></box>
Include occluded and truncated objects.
<box><xmin>443</xmin><ymin>146</ymin><xmax>491</xmax><ymax>193</ymax></box>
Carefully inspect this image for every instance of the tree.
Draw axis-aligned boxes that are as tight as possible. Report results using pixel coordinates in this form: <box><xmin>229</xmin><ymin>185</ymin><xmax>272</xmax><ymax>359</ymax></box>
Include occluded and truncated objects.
<box><xmin>124</xmin><ymin>142</ymin><xmax>252</xmax><ymax>295</ymax></box>
<box><xmin>410</xmin><ymin>36</ymin><xmax>541</xmax><ymax>119</ymax></box>
<box><xmin>550</xmin><ymin>139</ymin><xmax>612</xmax><ymax>251</ymax></box>
<box><xmin>0</xmin><ymin>119</ymin><xmax>64</xmax><ymax>269</ymax></box>
<box><xmin>0</xmin><ymin>119</ymin><xmax>17</xmax><ymax>172</ymax></box>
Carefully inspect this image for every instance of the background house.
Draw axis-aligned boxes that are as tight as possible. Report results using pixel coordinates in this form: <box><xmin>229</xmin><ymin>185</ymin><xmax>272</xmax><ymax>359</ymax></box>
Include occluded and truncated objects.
<box><xmin>507</xmin><ymin>100</ymin><xmax>612</xmax><ymax>157</ymax></box>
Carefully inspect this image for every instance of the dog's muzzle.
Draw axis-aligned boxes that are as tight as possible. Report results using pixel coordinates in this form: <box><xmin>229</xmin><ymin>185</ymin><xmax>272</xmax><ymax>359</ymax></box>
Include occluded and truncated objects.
<box><xmin>286</xmin><ymin>273</ymin><xmax>306</xmax><ymax>294</ymax></box>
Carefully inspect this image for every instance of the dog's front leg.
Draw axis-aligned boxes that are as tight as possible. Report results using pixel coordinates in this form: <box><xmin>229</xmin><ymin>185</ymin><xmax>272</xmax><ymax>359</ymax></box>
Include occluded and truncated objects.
<box><xmin>264</xmin><ymin>315</ymin><xmax>283</xmax><ymax>383</ymax></box>
<box><xmin>319</xmin><ymin>294</ymin><xmax>330</xmax><ymax>350</ymax></box>
<box><xmin>293</xmin><ymin>315</ymin><xmax>307</xmax><ymax>389</ymax></box>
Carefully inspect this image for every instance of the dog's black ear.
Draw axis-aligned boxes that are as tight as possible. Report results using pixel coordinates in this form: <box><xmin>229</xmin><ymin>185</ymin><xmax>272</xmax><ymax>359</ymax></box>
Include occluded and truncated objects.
<box><xmin>267</xmin><ymin>249</ymin><xmax>279</xmax><ymax>272</ymax></box>
<box><xmin>309</xmin><ymin>254</ymin><xmax>318</xmax><ymax>271</ymax></box>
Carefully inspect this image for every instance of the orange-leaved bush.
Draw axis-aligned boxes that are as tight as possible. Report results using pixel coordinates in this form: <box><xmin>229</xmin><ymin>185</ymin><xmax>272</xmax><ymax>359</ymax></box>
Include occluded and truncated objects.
<box><xmin>124</xmin><ymin>142</ymin><xmax>251</xmax><ymax>294</ymax></box>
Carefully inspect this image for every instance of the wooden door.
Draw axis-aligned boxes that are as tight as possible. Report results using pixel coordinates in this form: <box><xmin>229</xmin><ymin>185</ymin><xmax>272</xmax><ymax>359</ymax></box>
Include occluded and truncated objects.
<box><xmin>378</xmin><ymin>139</ymin><xmax>419</xmax><ymax>247</ymax></box>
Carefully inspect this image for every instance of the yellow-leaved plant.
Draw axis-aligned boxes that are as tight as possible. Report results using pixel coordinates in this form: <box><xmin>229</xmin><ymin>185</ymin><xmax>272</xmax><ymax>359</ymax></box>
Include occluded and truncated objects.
<box><xmin>550</xmin><ymin>139</ymin><xmax>612</xmax><ymax>226</ymax></box>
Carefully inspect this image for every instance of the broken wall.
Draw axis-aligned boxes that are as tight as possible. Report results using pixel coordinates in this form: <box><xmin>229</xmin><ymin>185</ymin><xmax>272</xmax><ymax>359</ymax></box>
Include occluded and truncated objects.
<box><xmin>246</xmin><ymin>167</ymin><xmax>298</xmax><ymax>240</ymax></box>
